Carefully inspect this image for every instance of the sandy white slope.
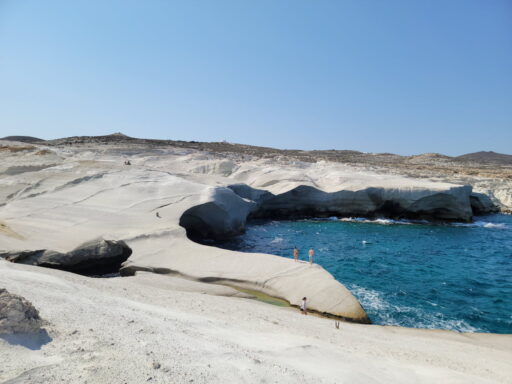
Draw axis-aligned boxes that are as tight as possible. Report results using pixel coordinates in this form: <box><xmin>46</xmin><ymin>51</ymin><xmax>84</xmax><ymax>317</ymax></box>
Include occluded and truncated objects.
<box><xmin>1</xmin><ymin>261</ymin><xmax>511</xmax><ymax>384</ymax></box>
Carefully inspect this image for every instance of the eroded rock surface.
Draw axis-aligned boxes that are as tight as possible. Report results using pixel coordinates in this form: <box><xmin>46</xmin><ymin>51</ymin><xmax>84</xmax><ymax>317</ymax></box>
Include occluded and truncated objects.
<box><xmin>0</xmin><ymin>135</ymin><xmax>509</xmax><ymax>323</ymax></box>
<box><xmin>243</xmin><ymin>184</ymin><xmax>474</xmax><ymax>222</ymax></box>
<box><xmin>2</xmin><ymin>239</ymin><xmax>132</xmax><ymax>275</ymax></box>
<box><xmin>179</xmin><ymin>188</ymin><xmax>255</xmax><ymax>240</ymax></box>
<box><xmin>470</xmin><ymin>192</ymin><xmax>499</xmax><ymax>215</ymax></box>
<box><xmin>0</xmin><ymin>288</ymin><xmax>42</xmax><ymax>334</ymax></box>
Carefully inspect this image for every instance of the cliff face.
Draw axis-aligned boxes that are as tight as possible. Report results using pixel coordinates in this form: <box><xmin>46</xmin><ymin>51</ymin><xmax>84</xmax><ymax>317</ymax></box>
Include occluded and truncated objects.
<box><xmin>248</xmin><ymin>185</ymin><xmax>474</xmax><ymax>222</ymax></box>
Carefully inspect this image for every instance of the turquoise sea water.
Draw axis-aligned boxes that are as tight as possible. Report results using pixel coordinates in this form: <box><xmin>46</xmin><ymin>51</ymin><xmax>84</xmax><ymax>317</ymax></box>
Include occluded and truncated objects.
<box><xmin>215</xmin><ymin>214</ymin><xmax>512</xmax><ymax>334</ymax></box>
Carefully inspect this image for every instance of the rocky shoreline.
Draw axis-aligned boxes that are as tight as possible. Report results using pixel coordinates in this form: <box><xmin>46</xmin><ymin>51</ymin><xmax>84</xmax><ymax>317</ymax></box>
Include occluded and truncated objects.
<box><xmin>1</xmin><ymin>135</ymin><xmax>512</xmax><ymax>383</ymax></box>
<box><xmin>0</xmin><ymin>135</ymin><xmax>509</xmax><ymax>320</ymax></box>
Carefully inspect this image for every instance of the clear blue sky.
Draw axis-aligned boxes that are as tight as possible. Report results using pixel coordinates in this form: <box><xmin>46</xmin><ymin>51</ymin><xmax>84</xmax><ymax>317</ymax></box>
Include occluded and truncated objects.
<box><xmin>0</xmin><ymin>0</ymin><xmax>511</xmax><ymax>155</ymax></box>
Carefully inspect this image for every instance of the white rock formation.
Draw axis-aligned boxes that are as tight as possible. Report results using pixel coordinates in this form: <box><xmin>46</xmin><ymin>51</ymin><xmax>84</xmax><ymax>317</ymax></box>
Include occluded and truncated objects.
<box><xmin>0</xmin><ymin>139</ymin><xmax>502</xmax><ymax>322</ymax></box>
<box><xmin>1</xmin><ymin>139</ymin><xmax>511</xmax><ymax>383</ymax></box>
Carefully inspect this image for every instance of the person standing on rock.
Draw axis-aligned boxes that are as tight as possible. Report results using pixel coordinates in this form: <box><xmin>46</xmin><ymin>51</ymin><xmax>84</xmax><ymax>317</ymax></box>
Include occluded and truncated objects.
<box><xmin>300</xmin><ymin>297</ymin><xmax>308</xmax><ymax>315</ymax></box>
<box><xmin>293</xmin><ymin>246</ymin><xmax>299</xmax><ymax>262</ymax></box>
<box><xmin>308</xmin><ymin>248</ymin><xmax>314</xmax><ymax>265</ymax></box>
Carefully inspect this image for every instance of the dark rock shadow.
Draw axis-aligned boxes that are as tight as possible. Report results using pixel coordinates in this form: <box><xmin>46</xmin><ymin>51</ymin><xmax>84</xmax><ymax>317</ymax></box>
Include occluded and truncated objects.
<box><xmin>0</xmin><ymin>329</ymin><xmax>52</xmax><ymax>350</ymax></box>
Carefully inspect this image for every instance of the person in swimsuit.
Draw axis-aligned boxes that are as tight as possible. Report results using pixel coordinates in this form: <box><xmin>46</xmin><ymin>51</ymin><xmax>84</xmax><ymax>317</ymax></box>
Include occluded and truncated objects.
<box><xmin>293</xmin><ymin>246</ymin><xmax>299</xmax><ymax>262</ymax></box>
<box><xmin>308</xmin><ymin>248</ymin><xmax>314</xmax><ymax>265</ymax></box>
<box><xmin>300</xmin><ymin>297</ymin><xmax>307</xmax><ymax>315</ymax></box>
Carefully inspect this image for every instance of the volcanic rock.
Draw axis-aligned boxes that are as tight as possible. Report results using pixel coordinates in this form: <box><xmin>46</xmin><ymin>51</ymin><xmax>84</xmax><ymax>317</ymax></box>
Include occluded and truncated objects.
<box><xmin>2</xmin><ymin>239</ymin><xmax>132</xmax><ymax>275</ymax></box>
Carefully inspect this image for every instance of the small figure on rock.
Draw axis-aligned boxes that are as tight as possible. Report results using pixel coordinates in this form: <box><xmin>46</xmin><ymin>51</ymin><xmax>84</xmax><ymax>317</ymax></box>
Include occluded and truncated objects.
<box><xmin>308</xmin><ymin>248</ymin><xmax>314</xmax><ymax>265</ymax></box>
<box><xmin>300</xmin><ymin>297</ymin><xmax>307</xmax><ymax>315</ymax></box>
<box><xmin>156</xmin><ymin>212</ymin><xmax>161</xmax><ymax>218</ymax></box>
<box><xmin>293</xmin><ymin>246</ymin><xmax>299</xmax><ymax>262</ymax></box>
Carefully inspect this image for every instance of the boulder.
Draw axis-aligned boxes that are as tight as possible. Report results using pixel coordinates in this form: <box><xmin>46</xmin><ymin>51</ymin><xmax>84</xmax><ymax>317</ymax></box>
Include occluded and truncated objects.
<box><xmin>2</xmin><ymin>239</ymin><xmax>132</xmax><ymax>275</ymax></box>
<box><xmin>0</xmin><ymin>288</ymin><xmax>42</xmax><ymax>334</ymax></box>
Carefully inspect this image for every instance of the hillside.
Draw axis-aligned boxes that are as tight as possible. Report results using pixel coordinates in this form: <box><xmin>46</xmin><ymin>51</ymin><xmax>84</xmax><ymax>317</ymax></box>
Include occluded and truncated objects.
<box><xmin>1</xmin><ymin>135</ymin><xmax>44</xmax><ymax>143</ymax></box>
<box><xmin>456</xmin><ymin>151</ymin><xmax>512</xmax><ymax>165</ymax></box>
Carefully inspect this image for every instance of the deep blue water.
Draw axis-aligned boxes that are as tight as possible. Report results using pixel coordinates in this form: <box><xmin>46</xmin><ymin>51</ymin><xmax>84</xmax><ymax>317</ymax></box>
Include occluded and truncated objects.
<box><xmin>215</xmin><ymin>214</ymin><xmax>512</xmax><ymax>334</ymax></box>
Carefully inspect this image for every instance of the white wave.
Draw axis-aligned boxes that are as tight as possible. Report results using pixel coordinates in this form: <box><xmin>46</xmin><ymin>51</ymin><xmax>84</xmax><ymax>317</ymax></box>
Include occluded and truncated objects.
<box><xmin>348</xmin><ymin>284</ymin><xmax>480</xmax><ymax>333</ymax></box>
<box><xmin>349</xmin><ymin>285</ymin><xmax>391</xmax><ymax>312</ymax></box>
<box><xmin>309</xmin><ymin>216</ymin><xmax>339</xmax><ymax>221</ymax></box>
<box><xmin>337</xmin><ymin>217</ymin><xmax>509</xmax><ymax>229</ymax></box>
<box><xmin>270</xmin><ymin>236</ymin><xmax>284</xmax><ymax>244</ymax></box>
<box><xmin>339</xmin><ymin>217</ymin><xmax>417</xmax><ymax>225</ymax></box>
<box><xmin>453</xmin><ymin>221</ymin><xmax>507</xmax><ymax>229</ymax></box>
<box><xmin>482</xmin><ymin>222</ymin><xmax>507</xmax><ymax>229</ymax></box>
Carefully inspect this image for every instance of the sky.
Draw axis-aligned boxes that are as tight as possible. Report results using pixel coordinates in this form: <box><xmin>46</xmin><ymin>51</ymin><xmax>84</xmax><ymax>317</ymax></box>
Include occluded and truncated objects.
<box><xmin>0</xmin><ymin>0</ymin><xmax>511</xmax><ymax>155</ymax></box>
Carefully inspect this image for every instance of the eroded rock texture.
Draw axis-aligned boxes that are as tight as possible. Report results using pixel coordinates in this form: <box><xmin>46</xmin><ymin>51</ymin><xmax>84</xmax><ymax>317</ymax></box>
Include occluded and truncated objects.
<box><xmin>2</xmin><ymin>239</ymin><xmax>132</xmax><ymax>275</ymax></box>
<box><xmin>0</xmin><ymin>288</ymin><xmax>42</xmax><ymax>334</ymax></box>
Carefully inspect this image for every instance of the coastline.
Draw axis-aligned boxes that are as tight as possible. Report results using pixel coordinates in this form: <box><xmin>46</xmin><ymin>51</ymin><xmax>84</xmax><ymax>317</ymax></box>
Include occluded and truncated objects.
<box><xmin>1</xmin><ymin>137</ymin><xmax>512</xmax><ymax>382</ymax></box>
<box><xmin>213</xmin><ymin>214</ymin><xmax>512</xmax><ymax>333</ymax></box>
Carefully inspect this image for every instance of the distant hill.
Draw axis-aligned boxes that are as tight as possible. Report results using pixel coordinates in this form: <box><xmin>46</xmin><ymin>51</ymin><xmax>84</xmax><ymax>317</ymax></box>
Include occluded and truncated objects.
<box><xmin>1</xmin><ymin>136</ymin><xmax>44</xmax><ymax>143</ymax></box>
<box><xmin>41</xmin><ymin>133</ymin><xmax>512</xmax><ymax>170</ymax></box>
<box><xmin>456</xmin><ymin>151</ymin><xmax>512</xmax><ymax>165</ymax></box>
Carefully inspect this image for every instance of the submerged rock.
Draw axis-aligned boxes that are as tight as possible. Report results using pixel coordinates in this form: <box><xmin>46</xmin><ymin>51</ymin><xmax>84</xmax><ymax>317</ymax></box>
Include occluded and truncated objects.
<box><xmin>0</xmin><ymin>289</ymin><xmax>43</xmax><ymax>334</ymax></box>
<box><xmin>2</xmin><ymin>239</ymin><xmax>132</xmax><ymax>275</ymax></box>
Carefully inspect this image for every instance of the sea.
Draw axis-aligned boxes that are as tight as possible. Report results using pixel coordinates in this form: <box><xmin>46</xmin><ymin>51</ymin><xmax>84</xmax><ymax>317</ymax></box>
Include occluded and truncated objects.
<box><xmin>214</xmin><ymin>214</ymin><xmax>512</xmax><ymax>334</ymax></box>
